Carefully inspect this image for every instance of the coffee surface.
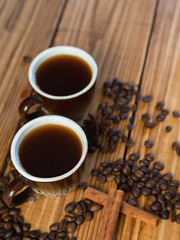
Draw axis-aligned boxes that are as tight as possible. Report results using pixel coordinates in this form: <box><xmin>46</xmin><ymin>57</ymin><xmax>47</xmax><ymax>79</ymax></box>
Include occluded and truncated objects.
<box><xmin>36</xmin><ymin>55</ymin><xmax>92</xmax><ymax>96</ymax></box>
<box><xmin>18</xmin><ymin>124</ymin><xmax>82</xmax><ymax>178</ymax></box>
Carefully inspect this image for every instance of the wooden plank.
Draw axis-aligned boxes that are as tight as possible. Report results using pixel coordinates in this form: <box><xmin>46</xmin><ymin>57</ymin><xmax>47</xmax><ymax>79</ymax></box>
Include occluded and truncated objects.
<box><xmin>10</xmin><ymin>0</ymin><xmax>158</xmax><ymax>239</ymax></box>
<box><xmin>0</xmin><ymin>0</ymin><xmax>66</xmax><ymax>171</ymax></box>
<box><xmin>116</xmin><ymin>0</ymin><xmax>180</xmax><ymax>239</ymax></box>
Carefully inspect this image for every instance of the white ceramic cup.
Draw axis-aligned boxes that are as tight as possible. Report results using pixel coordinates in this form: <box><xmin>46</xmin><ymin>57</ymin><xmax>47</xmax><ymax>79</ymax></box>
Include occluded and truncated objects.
<box><xmin>19</xmin><ymin>46</ymin><xmax>98</xmax><ymax>121</ymax></box>
<box><xmin>3</xmin><ymin>115</ymin><xmax>88</xmax><ymax>207</ymax></box>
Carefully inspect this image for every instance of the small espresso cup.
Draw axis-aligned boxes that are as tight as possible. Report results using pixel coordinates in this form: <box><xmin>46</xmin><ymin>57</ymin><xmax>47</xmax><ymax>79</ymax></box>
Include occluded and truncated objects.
<box><xmin>3</xmin><ymin>115</ymin><xmax>88</xmax><ymax>207</ymax></box>
<box><xmin>19</xmin><ymin>46</ymin><xmax>98</xmax><ymax>121</ymax></box>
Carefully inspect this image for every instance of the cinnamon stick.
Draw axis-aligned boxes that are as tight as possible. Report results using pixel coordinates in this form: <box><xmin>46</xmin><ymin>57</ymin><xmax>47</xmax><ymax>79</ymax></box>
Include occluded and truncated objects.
<box><xmin>84</xmin><ymin>187</ymin><xmax>159</xmax><ymax>227</ymax></box>
<box><xmin>98</xmin><ymin>189</ymin><xmax>124</xmax><ymax>240</ymax></box>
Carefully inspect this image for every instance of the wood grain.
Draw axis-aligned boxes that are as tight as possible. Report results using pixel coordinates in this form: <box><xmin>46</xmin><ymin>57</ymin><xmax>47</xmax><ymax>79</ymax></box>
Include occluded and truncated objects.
<box><xmin>12</xmin><ymin>0</ymin><xmax>158</xmax><ymax>238</ymax></box>
<box><xmin>0</xmin><ymin>0</ymin><xmax>66</xmax><ymax>172</ymax></box>
<box><xmin>116</xmin><ymin>0</ymin><xmax>180</xmax><ymax>239</ymax></box>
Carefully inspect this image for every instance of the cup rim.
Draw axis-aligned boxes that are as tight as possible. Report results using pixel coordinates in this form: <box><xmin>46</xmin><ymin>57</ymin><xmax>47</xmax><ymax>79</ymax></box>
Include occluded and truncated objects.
<box><xmin>11</xmin><ymin>115</ymin><xmax>88</xmax><ymax>182</ymax></box>
<box><xmin>28</xmin><ymin>46</ymin><xmax>98</xmax><ymax>100</ymax></box>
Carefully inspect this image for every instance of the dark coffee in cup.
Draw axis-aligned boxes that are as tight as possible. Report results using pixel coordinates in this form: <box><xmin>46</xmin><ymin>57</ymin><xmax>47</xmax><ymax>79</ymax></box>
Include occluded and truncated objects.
<box><xmin>36</xmin><ymin>55</ymin><xmax>92</xmax><ymax>96</ymax></box>
<box><xmin>19</xmin><ymin>124</ymin><xmax>82</xmax><ymax>178</ymax></box>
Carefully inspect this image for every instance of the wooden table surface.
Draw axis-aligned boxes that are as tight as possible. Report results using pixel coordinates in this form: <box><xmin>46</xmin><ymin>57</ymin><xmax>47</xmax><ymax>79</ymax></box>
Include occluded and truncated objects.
<box><xmin>1</xmin><ymin>0</ymin><xmax>180</xmax><ymax>239</ymax></box>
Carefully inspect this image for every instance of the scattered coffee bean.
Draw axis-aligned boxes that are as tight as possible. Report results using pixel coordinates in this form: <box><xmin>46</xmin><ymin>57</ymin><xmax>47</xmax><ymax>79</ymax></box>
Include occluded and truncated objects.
<box><xmin>141</xmin><ymin>187</ymin><xmax>151</xmax><ymax>197</ymax></box>
<box><xmin>129</xmin><ymin>152</ymin><xmax>140</xmax><ymax>161</ymax></box>
<box><xmin>66</xmin><ymin>222</ymin><xmax>77</xmax><ymax>233</ymax></box>
<box><xmin>162</xmin><ymin>173</ymin><xmax>173</xmax><ymax>182</ymax></box>
<box><xmin>139</xmin><ymin>159</ymin><xmax>150</xmax><ymax>167</ymax></box>
<box><xmin>176</xmin><ymin>214</ymin><xmax>180</xmax><ymax>224</ymax></box>
<box><xmin>172</xmin><ymin>141</ymin><xmax>180</xmax><ymax>150</ymax></box>
<box><xmin>141</xmin><ymin>113</ymin><xmax>151</xmax><ymax>122</ymax></box>
<box><xmin>175</xmin><ymin>201</ymin><xmax>180</xmax><ymax>209</ymax></box>
<box><xmin>84</xmin><ymin>211</ymin><xmax>94</xmax><ymax>221</ymax></box>
<box><xmin>144</xmin><ymin>122</ymin><xmax>156</xmax><ymax>128</ymax></box>
<box><xmin>89</xmin><ymin>203</ymin><xmax>103</xmax><ymax>212</ymax></box>
<box><xmin>49</xmin><ymin>223</ymin><xmax>59</xmax><ymax>231</ymax></box>
<box><xmin>164</xmin><ymin>192</ymin><xmax>173</xmax><ymax>201</ymax></box>
<box><xmin>23</xmin><ymin>55</ymin><xmax>32</xmax><ymax>63</ymax></box>
<box><xmin>144</xmin><ymin>140</ymin><xmax>154</xmax><ymax>148</ymax></box>
<box><xmin>77</xmin><ymin>201</ymin><xmax>88</xmax><ymax>213</ymax></box>
<box><xmin>97</xmin><ymin>174</ymin><xmax>107</xmax><ymax>184</ymax></box>
<box><xmin>169</xmin><ymin>210</ymin><xmax>176</xmax><ymax>222</ymax></box>
<box><xmin>91</xmin><ymin>168</ymin><xmax>100</xmax><ymax>176</ymax></box>
<box><xmin>146</xmin><ymin>195</ymin><xmax>157</xmax><ymax>206</ymax></box>
<box><xmin>122</xmin><ymin>165</ymin><xmax>132</xmax><ymax>176</ymax></box>
<box><xmin>150</xmin><ymin>202</ymin><xmax>162</xmax><ymax>212</ymax></box>
<box><xmin>142</xmin><ymin>95</ymin><xmax>152</xmax><ymax>102</ymax></box>
<box><xmin>131</xmin><ymin>187</ymin><xmax>141</xmax><ymax>198</ymax></box>
<box><xmin>159</xmin><ymin>210</ymin><xmax>169</xmax><ymax>220</ymax></box>
<box><xmin>127</xmin><ymin>199</ymin><xmax>137</xmax><ymax>207</ymax></box>
<box><xmin>153</xmin><ymin>162</ymin><xmax>164</xmax><ymax>171</ymax></box>
<box><xmin>156</xmin><ymin>101</ymin><xmax>164</xmax><ymax>110</ymax></box>
<box><xmin>149</xmin><ymin>169</ymin><xmax>159</xmax><ymax>178</ymax></box>
<box><xmin>126</xmin><ymin>139</ymin><xmax>135</xmax><ymax>148</ymax></box>
<box><xmin>173</xmin><ymin>111</ymin><xmax>180</xmax><ymax>117</ymax></box>
<box><xmin>165</xmin><ymin>126</ymin><xmax>172</xmax><ymax>132</ymax></box>
<box><xmin>145</xmin><ymin>153</ymin><xmax>155</xmax><ymax>161</ymax></box>
<box><xmin>152</xmin><ymin>187</ymin><xmax>161</xmax><ymax>195</ymax></box>
<box><xmin>166</xmin><ymin>202</ymin><xmax>174</xmax><ymax>212</ymax></box>
<box><xmin>65</xmin><ymin>202</ymin><xmax>76</xmax><ymax>213</ymax></box>
<box><xmin>119</xmin><ymin>184</ymin><xmax>130</xmax><ymax>192</ymax></box>
<box><xmin>156</xmin><ymin>113</ymin><xmax>165</xmax><ymax>122</ymax></box>
<box><xmin>134</xmin><ymin>169</ymin><xmax>144</xmax><ymax>178</ymax></box>
<box><xmin>162</xmin><ymin>109</ymin><xmax>170</xmax><ymax>115</ymax></box>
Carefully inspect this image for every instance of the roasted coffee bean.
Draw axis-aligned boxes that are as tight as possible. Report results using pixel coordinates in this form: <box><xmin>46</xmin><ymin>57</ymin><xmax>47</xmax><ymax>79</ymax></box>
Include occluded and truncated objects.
<box><xmin>140</xmin><ymin>166</ymin><xmax>149</xmax><ymax>173</ymax></box>
<box><xmin>141</xmin><ymin>113</ymin><xmax>151</xmax><ymax>122</ymax></box>
<box><xmin>71</xmin><ymin>237</ymin><xmax>77</xmax><ymax>240</ymax></box>
<box><xmin>84</xmin><ymin>198</ymin><xmax>92</xmax><ymax>207</ymax></box>
<box><xmin>98</xmin><ymin>102</ymin><xmax>107</xmax><ymax>110</ymax></box>
<box><xmin>126</xmin><ymin>139</ymin><xmax>135</xmax><ymax>148</ymax></box>
<box><xmin>150</xmin><ymin>202</ymin><xmax>162</xmax><ymax>212</ymax></box>
<box><xmin>156</xmin><ymin>101</ymin><xmax>164</xmax><ymax>110</ymax></box>
<box><xmin>165</xmin><ymin>126</ymin><xmax>172</xmax><ymax>132</ymax></box>
<box><xmin>127</xmin><ymin>199</ymin><xmax>137</xmax><ymax>207</ymax></box>
<box><xmin>164</xmin><ymin>192</ymin><xmax>172</xmax><ymax>201</ymax></box>
<box><xmin>116</xmin><ymin>158</ymin><xmax>125</xmax><ymax>165</ymax></box>
<box><xmin>162</xmin><ymin>173</ymin><xmax>173</xmax><ymax>182</ymax></box>
<box><xmin>131</xmin><ymin>187</ymin><xmax>141</xmax><ymax>198</ymax></box>
<box><xmin>174</xmin><ymin>193</ymin><xmax>180</xmax><ymax>201</ymax></box>
<box><xmin>112</xmin><ymin>164</ymin><xmax>122</xmax><ymax>173</ymax></box>
<box><xmin>84</xmin><ymin>211</ymin><xmax>94</xmax><ymax>221</ymax></box>
<box><xmin>119</xmin><ymin>184</ymin><xmax>130</xmax><ymax>192</ymax></box>
<box><xmin>113</xmin><ymin>115</ymin><xmax>121</xmax><ymax>123</ymax></box>
<box><xmin>91</xmin><ymin>168</ymin><xmax>100</xmax><ymax>176</ymax></box>
<box><xmin>157</xmin><ymin>195</ymin><xmax>165</xmax><ymax>205</ymax></box>
<box><xmin>140</xmin><ymin>173</ymin><xmax>149</xmax><ymax>182</ymax></box>
<box><xmin>122</xmin><ymin>165</ymin><xmax>131</xmax><ymax>176</ymax></box>
<box><xmin>23</xmin><ymin>55</ymin><xmax>32</xmax><ymax>63</ymax></box>
<box><xmin>152</xmin><ymin>187</ymin><xmax>161</xmax><ymax>195</ymax></box>
<box><xmin>117</xmin><ymin>130</ymin><xmax>124</xmax><ymax>138</ymax></box>
<box><xmin>169</xmin><ymin>210</ymin><xmax>176</xmax><ymax>223</ymax></box>
<box><xmin>126</xmin><ymin>160</ymin><xmax>134</xmax><ymax>167</ymax></box>
<box><xmin>145</xmin><ymin>153</ymin><xmax>155</xmax><ymax>161</ymax></box>
<box><xmin>176</xmin><ymin>214</ymin><xmax>180</xmax><ymax>224</ymax></box>
<box><xmin>131</xmin><ymin>174</ymin><xmax>140</xmax><ymax>182</ymax></box>
<box><xmin>168</xmin><ymin>185</ymin><xmax>177</xmax><ymax>197</ymax></box>
<box><xmin>65</xmin><ymin>202</ymin><xmax>76</xmax><ymax>213</ymax></box>
<box><xmin>153</xmin><ymin>162</ymin><xmax>164</xmax><ymax>170</ymax></box>
<box><xmin>39</xmin><ymin>232</ymin><xmax>49</xmax><ymax>240</ymax></box>
<box><xmin>132</xmin><ymin>166</ymin><xmax>138</xmax><ymax>173</ymax></box>
<box><xmin>127</xmin><ymin>123</ymin><xmax>134</xmax><ymax>131</ymax></box>
<box><xmin>129</xmin><ymin>153</ymin><xmax>140</xmax><ymax>161</ymax></box>
<box><xmin>108</xmin><ymin>128</ymin><xmax>117</xmax><ymax>137</ymax></box>
<box><xmin>89</xmin><ymin>203</ymin><xmax>103</xmax><ymax>212</ymax></box>
<box><xmin>159</xmin><ymin>183</ymin><xmax>168</xmax><ymax>191</ymax></box>
<box><xmin>75</xmin><ymin>215</ymin><xmax>84</xmax><ymax>225</ymax></box>
<box><xmin>115</xmin><ymin>175</ymin><xmax>121</xmax><ymax>185</ymax></box>
<box><xmin>13</xmin><ymin>222</ymin><xmax>22</xmax><ymax>234</ymax></box>
<box><xmin>77</xmin><ymin>200</ymin><xmax>88</xmax><ymax>213</ymax></box>
<box><xmin>170</xmin><ymin>180</ymin><xmax>179</xmax><ymax>188</ymax></box>
<box><xmin>108</xmin><ymin>135</ymin><xmax>119</xmax><ymax>145</ymax></box>
<box><xmin>97</xmin><ymin>174</ymin><xmax>107</xmax><ymax>184</ymax></box>
<box><xmin>59</xmin><ymin>219</ymin><xmax>68</xmax><ymax>232</ymax></box>
<box><xmin>175</xmin><ymin>201</ymin><xmax>180</xmax><ymax>209</ymax></box>
<box><xmin>144</xmin><ymin>122</ymin><xmax>156</xmax><ymax>128</ymax></box>
<box><xmin>134</xmin><ymin>169</ymin><xmax>144</xmax><ymax>178</ymax></box>
<box><xmin>120</xmin><ymin>112</ymin><xmax>128</xmax><ymax>120</ymax></box>
<box><xmin>149</xmin><ymin>169</ymin><xmax>159</xmax><ymax>178</ymax></box>
<box><xmin>142</xmin><ymin>95</ymin><xmax>152</xmax><ymax>102</ymax></box>
<box><xmin>139</xmin><ymin>160</ymin><xmax>150</xmax><ymax>167</ymax></box>
<box><xmin>100</xmin><ymin>162</ymin><xmax>112</xmax><ymax>168</ymax></box>
<box><xmin>93</xmin><ymin>139</ymin><xmax>102</xmax><ymax>148</ymax></box>
<box><xmin>102</xmin><ymin>167</ymin><xmax>112</xmax><ymax>176</ymax></box>
<box><xmin>166</xmin><ymin>202</ymin><xmax>174</xmax><ymax>212</ymax></box>
<box><xmin>159</xmin><ymin>210</ymin><xmax>169</xmax><ymax>220</ymax></box>
<box><xmin>56</xmin><ymin>231</ymin><xmax>67</xmax><ymax>238</ymax></box>
<box><xmin>107</xmin><ymin>174</ymin><xmax>115</xmax><ymax>182</ymax></box>
<box><xmin>141</xmin><ymin>187</ymin><xmax>151</xmax><ymax>196</ymax></box>
<box><xmin>147</xmin><ymin>195</ymin><xmax>157</xmax><ymax>206</ymax></box>
<box><xmin>122</xmin><ymin>135</ymin><xmax>128</xmax><ymax>143</ymax></box>
<box><xmin>4</xmin><ymin>228</ymin><xmax>15</xmax><ymax>238</ymax></box>
<box><xmin>135</xmin><ymin>181</ymin><xmax>145</xmax><ymax>189</ymax></box>
<box><xmin>173</xmin><ymin>111</ymin><xmax>180</xmax><ymax>117</ymax></box>
<box><xmin>22</xmin><ymin>223</ymin><xmax>31</xmax><ymax>232</ymax></box>
<box><xmin>8</xmin><ymin>208</ymin><xmax>20</xmax><ymax>216</ymax></box>
<box><xmin>29</xmin><ymin>230</ymin><xmax>41</xmax><ymax>238</ymax></box>
<box><xmin>65</xmin><ymin>214</ymin><xmax>76</xmax><ymax>222</ymax></box>
<box><xmin>121</xmin><ymin>174</ymin><xmax>128</xmax><ymax>184</ymax></box>
<box><xmin>144</xmin><ymin>140</ymin><xmax>154</xmax><ymax>148</ymax></box>
<box><xmin>4</xmin><ymin>215</ymin><xmax>13</xmax><ymax>222</ymax></box>
<box><xmin>100</xmin><ymin>146</ymin><xmax>109</xmax><ymax>153</ymax></box>
<box><xmin>172</xmin><ymin>141</ymin><xmax>180</xmax><ymax>150</ymax></box>
<box><xmin>77</xmin><ymin>182</ymin><xmax>88</xmax><ymax>190</ymax></box>
<box><xmin>162</xmin><ymin>108</ymin><xmax>170</xmax><ymax>115</ymax></box>
<box><xmin>154</xmin><ymin>173</ymin><xmax>162</xmax><ymax>182</ymax></box>
<box><xmin>66</xmin><ymin>222</ymin><xmax>77</xmax><ymax>233</ymax></box>
<box><xmin>156</xmin><ymin>113</ymin><xmax>165</xmax><ymax>122</ymax></box>
<box><xmin>176</xmin><ymin>146</ymin><xmax>180</xmax><ymax>156</ymax></box>
<box><xmin>128</xmin><ymin>178</ymin><xmax>134</xmax><ymax>187</ymax></box>
<box><xmin>4</xmin><ymin>221</ymin><xmax>13</xmax><ymax>230</ymax></box>
<box><xmin>88</xmin><ymin>145</ymin><xmax>97</xmax><ymax>153</ymax></box>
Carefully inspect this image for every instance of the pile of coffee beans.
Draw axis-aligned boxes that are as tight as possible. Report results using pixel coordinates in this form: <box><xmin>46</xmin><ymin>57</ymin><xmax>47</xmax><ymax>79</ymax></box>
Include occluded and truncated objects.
<box><xmin>0</xmin><ymin>169</ymin><xmax>103</xmax><ymax>239</ymax></box>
